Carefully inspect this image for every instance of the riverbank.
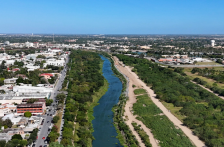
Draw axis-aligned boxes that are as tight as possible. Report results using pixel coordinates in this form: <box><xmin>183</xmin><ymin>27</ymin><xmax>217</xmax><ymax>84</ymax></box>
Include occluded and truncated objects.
<box><xmin>113</xmin><ymin>56</ymin><xmax>158</xmax><ymax>147</ymax></box>
<box><xmin>115</xmin><ymin>54</ymin><xmax>206</xmax><ymax>147</ymax></box>
<box><xmin>110</xmin><ymin>55</ymin><xmax>140</xmax><ymax>147</ymax></box>
<box><xmin>87</xmin><ymin>61</ymin><xmax>109</xmax><ymax>125</ymax></box>
<box><xmin>92</xmin><ymin>55</ymin><xmax>123</xmax><ymax>147</ymax></box>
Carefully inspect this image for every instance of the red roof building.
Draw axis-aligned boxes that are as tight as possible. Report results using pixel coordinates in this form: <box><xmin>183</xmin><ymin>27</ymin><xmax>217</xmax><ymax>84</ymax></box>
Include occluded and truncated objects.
<box><xmin>17</xmin><ymin>102</ymin><xmax>46</xmax><ymax>115</ymax></box>
<box><xmin>39</xmin><ymin>73</ymin><xmax>53</xmax><ymax>79</ymax></box>
<box><xmin>12</xmin><ymin>68</ymin><xmax>20</xmax><ymax>72</ymax></box>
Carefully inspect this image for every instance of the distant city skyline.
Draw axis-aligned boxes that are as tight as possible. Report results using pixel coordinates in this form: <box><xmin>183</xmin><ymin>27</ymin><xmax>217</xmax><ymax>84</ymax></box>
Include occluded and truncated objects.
<box><xmin>1</xmin><ymin>0</ymin><xmax>224</xmax><ymax>34</ymax></box>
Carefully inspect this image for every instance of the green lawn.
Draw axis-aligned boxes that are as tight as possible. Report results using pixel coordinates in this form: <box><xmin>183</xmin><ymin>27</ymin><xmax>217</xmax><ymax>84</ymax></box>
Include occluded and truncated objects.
<box><xmin>195</xmin><ymin>61</ymin><xmax>221</xmax><ymax>65</ymax></box>
<box><xmin>161</xmin><ymin>101</ymin><xmax>185</xmax><ymax>122</ymax></box>
<box><xmin>184</xmin><ymin>71</ymin><xmax>224</xmax><ymax>89</ymax></box>
<box><xmin>134</xmin><ymin>89</ymin><xmax>147</xmax><ymax>95</ymax></box>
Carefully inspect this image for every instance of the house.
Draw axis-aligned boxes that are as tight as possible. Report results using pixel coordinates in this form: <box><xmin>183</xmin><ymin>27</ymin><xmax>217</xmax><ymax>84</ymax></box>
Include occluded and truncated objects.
<box><xmin>5</xmin><ymin>60</ymin><xmax>15</xmax><ymax>66</ymax></box>
<box><xmin>12</xmin><ymin>68</ymin><xmax>20</xmax><ymax>72</ymax></box>
<box><xmin>0</xmin><ymin>104</ymin><xmax>17</xmax><ymax>116</ymax></box>
<box><xmin>15</xmin><ymin>74</ymin><xmax>28</xmax><ymax>80</ymax></box>
<box><xmin>0</xmin><ymin>128</ymin><xmax>25</xmax><ymax>142</ymax></box>
<box><xmin>39</xmin><ymin>73</ymin><xmax>53</xmax><ymax>79</ymax></box>
<box><xmin>4</xmin><ymin>78</ymin><xmax>18</xmax><ymax>85</ymax></box>
<box><xmin>17</xmin><ymin>102</ymin><xmax>46</xmax><ymax>115</ymax></box>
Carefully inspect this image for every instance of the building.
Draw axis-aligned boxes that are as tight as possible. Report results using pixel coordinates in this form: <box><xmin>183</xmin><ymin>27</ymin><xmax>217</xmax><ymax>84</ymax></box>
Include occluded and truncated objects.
<box><xmin>24</xmin><ymin>41</ymin><xmax>34</xmax><ymax>48</ymax></box>
<box><xmin>211</xmin><ymin>40</ymin><xmax>215</xmax><ymax>47</ymax></box>
<box><xmin>39</xmin><ymin>73</ymin><xmax>53</xmax><ymax>79</ymax></box>
<box><xmin>0</xmin><ymin>128</ymin><xmax>25</xmax><ymax>142</ymax></box>
<box><xmin>17</xmin><ymin>102</ymin><xmax>46</xmax><ymax>115</ymax></box>
<box><xmin>15</xmin><ymin>74</ymin><xmax>28</xmax><ymax>80</ymax></box>
<box><xmin>43</xmin><ymin>59</ymin><xmax>65</xmax><ymax>68</ymax></box>
<box><xmin>0</xmin><ymin>104</ymin><xmax>17</xmax><ymax>116</ymax></box>
<box><xmin>13</xmin><ymin>86</ymin><xmax>53</xmax><ymax>94</ymax></box>
<box><xmin>22</xmin><ymin>98</ymin><xmax>46</xmax><ymax>104</ymax></box>
<box><xmin>33</xmin><ymin>42</ymin><xmax>39</xmax><ymax>48</ymax></box>
<box><xmin>4</xmin><ymin>78</ymin><xmax>18</xmax><ymax>85</ymax></box>
<box><xmin>5</xmin><ymin>60</ymin><xmax>15</xmax><ymax>66</ymax></box>
<box><xmin>25</xmin><ymin>54</ymin><xmax>37</xmax><ymax>60</ymax></box>
<box><xmin>12</xmin><ymin>68</ymin><xmax>20</xmax><ymax>72</ymax></box>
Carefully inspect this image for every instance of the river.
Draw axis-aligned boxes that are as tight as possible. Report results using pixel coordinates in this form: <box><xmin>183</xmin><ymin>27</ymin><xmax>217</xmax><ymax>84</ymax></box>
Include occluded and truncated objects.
<box><xmin>92</xmin><ymin>55</ymin><xmax>123</xmax><ymax>147</ymax></box>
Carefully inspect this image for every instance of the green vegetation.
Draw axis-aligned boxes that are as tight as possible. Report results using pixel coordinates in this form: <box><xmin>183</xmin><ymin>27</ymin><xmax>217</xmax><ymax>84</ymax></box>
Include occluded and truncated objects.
<box><xmin>116</xmin><ymin>54</ymin><xmax>224</xmax><ymax>147</ymax></box>
<box><xmin>0</xmin><ymin>118</ymin><xmax>13</xmax><ymax>128</ymax></box>
<box><xmin>48</xmin><ymin>115</ymin><xmax>61</xmax><ymax>142</ymax></box>
<box><xmin>53</xmin><ymin>116</ymin><xmax>60</xmax><ymax>123</ymax></box>
<box><xmin>191</xmin><ymin>67</ymin><xmax>224</xmax><ymax>83</ymax></box>
<box><xmin>132</xmin><ymin>122</ymin><xmax>152</xmax><ymax>147</ymax></box>
<box><xmin>134</xmin><ymin>89</ymin><xmax>147</xmax><ymax>95</ymax></box>
<box><xmin>161</xmin><ymin>101</ymin><xmax>185</xmax><ymax>122</ymax></box>
<box><xmin>24</xmin><ymin>111</ymin><xmax>32</xmax><ymax>117</ymax></box>
<box><xmin>56</xmin><ymin>93</ymin><xmax>66</xmax><ymax>103</ymax></box>
<box><xmin>61</xmin><ymin>50</ymin><xmax>106</xmax><ymax>147</ymax></box>
<box><xmin>26</xmin><ymin>99</ymin><xmax>38</xmax><ymax>104</ymax></box>
<box><xmin>46</xmin><ymin>99</ymin><xmax>53</xmax><ymax>106</ymax></box>
<box><xmin>11</xmin><ymin>134</ymin><xmax>23</xmax><ymax>140</ymax></box>
<box><xmin>4</xmin><ymin>133</ymin><xmax>27</xmax><ymax>147</ymax></box>
<box><xmin>27</xmin><ymin>128</ymin><xmax>38</xmax><ymax>145</ymax></box>
<box><xmin>189</xmin><ymin>68</ymin><xmax>224</xmax><ymax>96</ymax></box>
<box><xmin>133</xmin><ymin>93</ymin><xmax>193</xmax><ymax>147</ymax></box>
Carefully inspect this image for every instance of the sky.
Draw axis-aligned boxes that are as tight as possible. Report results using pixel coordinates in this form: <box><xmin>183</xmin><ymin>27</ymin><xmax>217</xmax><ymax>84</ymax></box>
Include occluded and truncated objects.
<box><xmin>1</xmin><ymin>0</ymin><xmax>224</xmax><ymax>34</ymax></box>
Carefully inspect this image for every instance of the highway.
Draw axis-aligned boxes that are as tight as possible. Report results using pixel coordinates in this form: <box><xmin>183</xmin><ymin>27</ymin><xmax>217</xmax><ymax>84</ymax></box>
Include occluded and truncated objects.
<box><xmin>34</xmin><ymin>55</ymin><xmax>69</xmax><ymax>147</ymax></box>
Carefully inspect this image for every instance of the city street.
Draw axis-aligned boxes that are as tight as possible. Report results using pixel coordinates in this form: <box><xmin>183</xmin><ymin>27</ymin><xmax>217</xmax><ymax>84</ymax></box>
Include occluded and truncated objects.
<box><xmin>35</xmin><ymin>56</ymin><xmax>69</xmax><ymax>147</ymax></box>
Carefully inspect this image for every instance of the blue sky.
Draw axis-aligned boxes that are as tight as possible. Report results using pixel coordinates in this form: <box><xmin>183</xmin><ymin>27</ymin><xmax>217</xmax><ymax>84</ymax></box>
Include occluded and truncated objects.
<box><xmin>1</xmin><ymin>0</ymin><xmax>224</xmax><ymax>34</ymax></box>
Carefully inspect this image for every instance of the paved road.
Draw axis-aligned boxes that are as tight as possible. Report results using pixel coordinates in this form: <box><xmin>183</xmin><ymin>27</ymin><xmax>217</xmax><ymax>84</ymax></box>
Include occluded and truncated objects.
<box><xmin>35</xmin><ymin>56</ymin><xmax>69</xmax><ymax>147</ymax></box>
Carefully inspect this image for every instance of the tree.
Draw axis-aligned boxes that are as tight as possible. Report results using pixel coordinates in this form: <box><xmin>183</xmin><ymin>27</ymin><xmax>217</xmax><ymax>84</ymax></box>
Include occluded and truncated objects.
<box><xmin>2</xmin><ymin>119</ymin><xmax>12</xmax><ymax>128</ymax></box>
<box><xmin>49</xmin><ymin>131</ymin><xmax>59</xmax><ymax>142</ymax></box>
<box><xmin>139</xmin><ymin>53</ymin><xmax>145</xmax><ymax>58</ymax></box>
<box><xmin>0</xmin><ymin>140</ymin><xmax>6</xmax><ymax>147</ymax></box>
<box><xmin>27</xmin><ymin>99</ymin><xmax>38</xmax><ymax>104</ymax></box>
<box><xmin>46</xmin><ymin>99</ymin><xmax>53</xmax><ymax>106</ymax></box>
<box><xmin>11</xmin><ymin>134</ymin><xmax>23</xmax><ymax>140</ymax></box>
<box><xmin>19</xmin><ymin>140</ymin><xmax>27</xmax><ymax>147</ymax></box>
<box><xmin>53</xmin><ymin>116</ymin><xmax>59</xmax><ymax>124</ymax></box>
<box><xmin>24</xmin><ymin>111</ymin><xmax>32</xmax><ymax>117</ymax></box>
<box><xmin>52</xmin><ymin>125</ymin><xmax>58</xmax><ymax>132</ymax></box>
<box><xmin>49</xmin><ymin>142</ymin><xmax>64</xmax><ymax>147</ymax></box>
<box><xmin>56</xmin><ymin>93</ymin><xmax>66</xmax><ymax>103</ymax></box>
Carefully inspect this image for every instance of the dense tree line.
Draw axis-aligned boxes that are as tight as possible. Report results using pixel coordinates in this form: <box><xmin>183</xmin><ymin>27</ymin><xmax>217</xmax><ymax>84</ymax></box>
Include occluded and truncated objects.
<box><xmin>60</xmin><ymin>50</ymin><xmax>105</xmax><ymax>147</ymax></box>
<box><xmin>116</xmin><ymin>54</ymin><xmax>224</xmax><ymax>147</ymax></box>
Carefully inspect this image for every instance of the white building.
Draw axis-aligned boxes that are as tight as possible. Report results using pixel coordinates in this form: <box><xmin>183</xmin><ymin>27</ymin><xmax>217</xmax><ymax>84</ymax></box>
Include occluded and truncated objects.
<box><xmin>24</xmin><ymin>64</ymin><xmax>40</xmax><ymax>71</ymax></box>
<box><xmin>5</xmin><ymin>60</ymin><xmax>15</xmax><ymax>66</ymax></box>
<box><xmin>211</xmin><ymin>40</ymin><xmax>215</xmax><ymax>47</ymax></box>
<box><xmin>13</xmin><ymin>86</ymin><xmax>53</xmax><ymax>93</ymax></box>
<box><xmin>4</xmin><ymin>78</ymin><xmax>18</xmax><ymax>85</ymax></box>
<box><xmin>43</xmin><ymin>59</ymin><xmax>65</xmax><ymax>68</ymax></box>
<box><xmin>24</xmin><ymin>41</ymin><xmax>34</xmax><ymax>48</ymax></box>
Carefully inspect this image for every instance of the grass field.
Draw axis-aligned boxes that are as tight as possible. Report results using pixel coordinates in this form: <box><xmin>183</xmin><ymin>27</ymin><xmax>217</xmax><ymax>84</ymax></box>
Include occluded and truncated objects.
<box><xmin>134</xmin><ymin>89</ymin><xmax>147</xmax><ymax>95</ymax></box>
<box><xmin>161</xmin><ymin>101</ymin><xmax>185</xmax><ymax>122</ymax></box>
<box><xmin>55</xmin><ymin>109</ymin><xmax>63</xmax><ymax>133</ymax></box>
<box><xmin>184</xmin><ymin>70</ymin><xmax>224</xmax><ymax>89</ymax></box>
<box><xmin>195</xmin><ymin>61</ymin><xmax>221</xmax><ymax>65</ymax></box>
